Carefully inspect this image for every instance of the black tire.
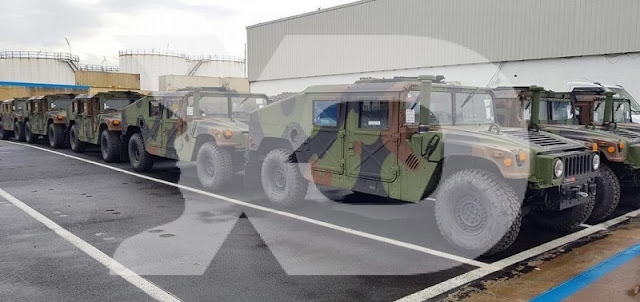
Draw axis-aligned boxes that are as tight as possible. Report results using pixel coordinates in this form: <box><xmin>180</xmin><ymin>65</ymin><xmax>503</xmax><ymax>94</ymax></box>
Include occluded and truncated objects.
<box><xmin>24</xmin><ymin>121</ymin><xmax>37</xmax><ymax>144</ymax></box>
<box><xmin>620</xmin><ymin>191</ymin><xmax>640</xmax><ymax>208</ymax></box>
<box><xmin>196</xmin><ymin>142</ymin><xmax>233</xmax><ymax>191</ymax></box>
<box><xmin>48</xmin><ymin>123</ymin><xmax>65</xmax><ymax>149</ymax></box>
<box><xmin>261</xmin><ymin>148</ymin><xmax>308</xmax><ymax>208</ymax></box>
<box><xmin>529</xmin><ymin>197</ymin><xmax>595</xmax><ymax>232</ymax></box>
<box><xmin>69</xmin><ymin>124</ymin><xmax>86</xmax><ymax>153</ymax></box>
<box><xmin>435</xmin><ymin>169</ymin><xmax>522</xmax><ymax>256</ymax></box>
<box><xmin>128</xmin><ymin>133</ymin><xmax>154</xmax><ymax>172</ymax></box>
<box><xmin>0</xmin><ymin>124</ymin><xmax>11</xmax><ymax>140</ymax></box>
<box><xmin>586</xmin><ymin>165</ymin><xmax>621</xmax><ymax>224</ymax></box>
<box><xmin>14</xmin><ymin>121</ymin><xmax>25</xmax><ymax>142</ymax></box>
<box><xmin>100</xmin><ymin>130</ymin><xmax>122</xmax><ymax>163</ymax></box>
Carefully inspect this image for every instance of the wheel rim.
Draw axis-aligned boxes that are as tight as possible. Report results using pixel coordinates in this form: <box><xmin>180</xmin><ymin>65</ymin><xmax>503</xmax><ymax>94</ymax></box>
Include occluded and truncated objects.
<box><xmin>454</xmin><ymin>196</ymin><xmax>488</xmax><ymax>235</ymax></box>
<box><xmin>101</xmin><ymin>135</ymin><xmax>108</xmax><ymax>156</ymax></box>
<box><xmin>203</xmin><ymin>153</ymin><xmax>215</xmax><ymax>177</ymax></box>
<box><xmin>132</xmin><ymin>144</ymin><xmax>141</xmax><ymax>162</ymax></box>
<box><xmin>271</xmin><ymin>166</ymin><xmax>287</xmax><ymax>192</ymax></box>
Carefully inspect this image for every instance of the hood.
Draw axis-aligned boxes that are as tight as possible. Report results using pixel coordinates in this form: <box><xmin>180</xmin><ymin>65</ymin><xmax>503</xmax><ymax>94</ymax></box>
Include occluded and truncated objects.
<box><xmin>436</xmin><ymin>125</ymin><xmax>582</xmax><ymax>154</ymax></box>
<box><xmin>191</xmin><ymin>117</ymin><xmax>249</xmax><ymax>132</ymax></box>
<box><xmin>542</xmin><ymin>124</ymin><xmax>640</xmax><ymax>144</ymax></box>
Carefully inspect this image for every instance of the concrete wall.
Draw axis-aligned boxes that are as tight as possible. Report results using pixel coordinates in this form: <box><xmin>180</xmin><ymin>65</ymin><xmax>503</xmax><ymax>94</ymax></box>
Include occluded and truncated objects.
<box><xmin>159</xmin><ymin>75</ymin><xmax>250</xmax><ymax>92</ymax></box>
<box><xmin>75</xmin><ymin>71</ymin><xmax>141</xmax><ymax>90</ymax></box>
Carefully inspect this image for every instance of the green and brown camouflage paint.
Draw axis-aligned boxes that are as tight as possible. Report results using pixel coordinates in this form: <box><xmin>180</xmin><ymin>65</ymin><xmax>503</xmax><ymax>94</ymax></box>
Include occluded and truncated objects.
<box><xmin>247</xmin><ymin>77</ymin><xmax>598</xmax><ymax>207</ymax></box>
<box><xmin>22</xmin><ymin>94</ymin><xmax>76</xmax><ymax>136</ymax></box>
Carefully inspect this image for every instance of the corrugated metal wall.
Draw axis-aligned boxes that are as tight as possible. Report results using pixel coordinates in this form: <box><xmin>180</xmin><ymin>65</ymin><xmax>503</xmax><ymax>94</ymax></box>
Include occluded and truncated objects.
<box><xmin>247</xmin><ymin>0</ymin><xmax>640</xmax><ymax>81</ymax></box>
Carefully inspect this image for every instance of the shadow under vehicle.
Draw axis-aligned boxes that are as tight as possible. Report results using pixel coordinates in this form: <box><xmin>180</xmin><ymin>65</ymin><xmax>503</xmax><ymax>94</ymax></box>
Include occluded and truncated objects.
<box><xmin>495</xmin><ymin>87</ymin><xmax>640</xmax><ymax>223</ymax></box>
<box><xmin>0</xmin><ymin>98</ymin><xmax>29</xmax><ymax>141</ymax></box>
<box><xmin>68</xmin><ymin>91</ymin><xmax>145</xmax><ymax>162</ymax></box>
<box><xmin>246</xmin><ymin>75</ymin><xmax>600</xmax><ymax>256</ymax></box>
<box><xmin>21</xmin><ymin>94</ymin><xmax>76</xmax><ymax>148</ymax></box>
<box><xmin>120</xmin><ymin>87</ymin><xmax>269</xmax><ymax>192</ymax></box>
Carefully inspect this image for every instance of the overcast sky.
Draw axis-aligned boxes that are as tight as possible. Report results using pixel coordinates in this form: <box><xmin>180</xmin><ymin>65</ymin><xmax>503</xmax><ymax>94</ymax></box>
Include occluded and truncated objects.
<box><xmin>0</xmin><ymin>0</ymin><xmax>354</xmax><ymax>65</ymax></box>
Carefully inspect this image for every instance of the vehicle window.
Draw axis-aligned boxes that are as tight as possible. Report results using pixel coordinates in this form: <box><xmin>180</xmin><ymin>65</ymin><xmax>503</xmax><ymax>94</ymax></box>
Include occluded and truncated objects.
<box><xmin>359</xmin><ymin>101</ymin><xmax>388</xmax><ymax>129</ymax></box>
<box><xmin>198</xmin><ymin>96</ymin><xmax>229</xmax><ymax>117</ymax></box>
<box><xmin>405</xmin><ymin>91</ymin><xmax>420</xmax><ymax>125</ymax></box>
<box><xmin>430</xmin><ymin>92</ymin><xmax>454</xmax><ymax>125</ymax></box>
<box><xmin>313</xmin><ymin>100</ymin><xmax>339</xmax><ymax>127</ymax></box>
<box><xmin>166</xmin><ymin>100</ymin><xmax>182</xmax><ymax>119</ymax></box>
<box><xmin>51</xmin><ymin>100</ymin><xmax>72</xmax><ymax>110</ymax></box>
<box><xmin>16</xmin><ymin>101</ymin><xmax>26</xmax><ymax>111</ymax></box>
<box><xmin>548</xmin><ymin>100</ymin><xmax>573</xmax><ymax>121</ymax></box>
<box><xmin>610</xmin><ymin>88</ymin><xmax>640</xmax><ymax>113</ymax></box>
<box><xmin>230</xmin><ymin>97</ymin><xmax>267</xmax><ymax>120</ymax></box>
<box><xmin>595</xmin><ymin>100</ymin><xmax>633</xmax><ymax>123</ymax></box>
<box><xmin>104</xmin><ymin>99</ymin><xmax>133</xmax><ymax>111</ymax></box>
<box><xmin>149</xmin><ymin>101</ymin><xmax>161</xmax><ymax>117</ymax></box>
<box><xmin>522</xmin><ymin>100</ymin><xmax>549</xmax><ymax>120</ymax></box>
<box><xmin>455</xmin><ymin>93</ymin><xmax>494</xmax><ymax>125</ymax></box>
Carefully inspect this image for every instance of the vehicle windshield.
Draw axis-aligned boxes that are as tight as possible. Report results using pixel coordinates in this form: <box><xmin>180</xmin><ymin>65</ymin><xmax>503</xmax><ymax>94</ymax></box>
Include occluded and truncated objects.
<box><xmin>609</xmin><ymin>87</ymin><xmax>640</xmax><ymax>114</ymax></box>
<box><xmin>15</xmin><ymin>101</ymin><xmax>26</xmax><ymax>111</ymax></box>
<box><xmin>104</xmin><ymin>99</ymin><xmax>134</xmax><ymax>111</ymax></box>
<box><xmin>455</xmin><ymin>92</ymin><xmax>495</xmax><ymax>125</ymax></box>
<box><xmin>547</xmin><ymin>99</ymin><xmax>574</xmax><ymax>122</ymax></box>
<box><xmin>196</xmin><ymin>95</ymin><xmax>267</xmax><ymax>120</ymax></box>
<box><xmin>593</xmin><ymin>99</ymin><xmax>633</xmax><ymax>123</ymax></box>
<box><xmin>50</xmin><ymin>99</ymin><xmax>72</xmax><ymax>110</ymax></box>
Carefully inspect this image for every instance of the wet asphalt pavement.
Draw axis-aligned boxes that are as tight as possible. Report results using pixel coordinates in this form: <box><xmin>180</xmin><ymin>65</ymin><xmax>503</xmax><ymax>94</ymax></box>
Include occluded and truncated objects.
<box><xmin>0</xmin><ymin>139</ymin><xmax>637</xmax><ymax>301</ymax></box>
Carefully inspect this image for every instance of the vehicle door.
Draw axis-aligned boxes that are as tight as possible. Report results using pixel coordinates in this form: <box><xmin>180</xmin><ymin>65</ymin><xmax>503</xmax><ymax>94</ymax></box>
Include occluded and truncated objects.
<box><xmin>303</xmin><ymin>94</ymin><xmax>346</xmax><ymax>179</ymax></box>
<box><xmin>79</xmin><ymin>100</ymin><xmax>94</xmax><ymax>141</ymax></box>
<box><xmin>162</xmin><ymin>97</ymin><xmax>186</xmax><ymax>159</ymax></box>
<box><xmin>144</xmin><ymin>98</ymin><xmax>164</xmax><ymax>153</ymax></box>
<box><xmin>34</xmin><ymin>100</ymin><xmax>46</xmax><ymax>132</ymax></box>
<box><xmin>345</xmin><ymin>94</ymin><xmax>399</xmax><ymax>183</ymax></box>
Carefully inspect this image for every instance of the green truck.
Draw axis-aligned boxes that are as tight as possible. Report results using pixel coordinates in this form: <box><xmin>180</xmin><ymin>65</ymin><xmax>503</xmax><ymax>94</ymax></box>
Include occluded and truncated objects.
<box><xmin>68</xmin><ymin>91</ymin><xmax>144</xmax><ymax>162</ymax></box>
<box><xmin>495</xmin><ymin>87</ymin><xmax>640</xmax><ymax>223</ymax></box>
<box><xmin>120</xmin><ymin>87</ymin><xmax>269</xmax><ymax>191</ymax></box>
<box><xmin>245</xmin><ymin>76</ymin><xmax>600</xmax><ymax>255</ymax></box>
<box><xmin>0</xmin><ymin>98</ymin><xmax>29</xmax><ymax>141</ymax></box>
<box><xmin>21</xmin><ymin>94</ymin><xmax>76</xmax><ymax>148</ymax></box>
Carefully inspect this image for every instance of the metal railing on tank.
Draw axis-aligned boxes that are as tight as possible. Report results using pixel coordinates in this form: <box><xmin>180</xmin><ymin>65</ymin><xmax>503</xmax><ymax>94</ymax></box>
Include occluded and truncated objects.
<box><xmin>0</xmin><ymin>51</ymin><xmax>80</xmax><ymax>62</ymax></box>
<box><xmin>79</xmin><ymin>64</ymin><xmax>120</xmax><ymax>72</ymax></box>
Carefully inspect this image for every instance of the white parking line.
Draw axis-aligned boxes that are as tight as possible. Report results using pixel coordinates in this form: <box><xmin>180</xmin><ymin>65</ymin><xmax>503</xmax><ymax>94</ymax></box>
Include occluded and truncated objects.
<box><xmin>0</xmin><ymin>141</ymin><xmax>491</xmax><ymax>269</ymax></box>
<box><xmin>0</xmin><ymin>188</ymin><xmax>181</xmax><ymax>302</ymax></box>
<box><xmin>397</xmin><ymin>208</ymin><xmax>640</xmax><ymax>302</ymax></box>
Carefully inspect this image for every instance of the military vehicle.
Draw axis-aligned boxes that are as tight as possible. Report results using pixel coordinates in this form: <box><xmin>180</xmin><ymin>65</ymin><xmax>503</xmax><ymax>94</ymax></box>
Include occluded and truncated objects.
<box><xmin>246</xmin><ymin>76</ymin><xmax>600</xmax><ymax>255</ymax></box>
<box><xmin>120</xmin><ymin>88</ymin><xmax>269</xmax><ymax>191</ymax></box>
<box><xmin>495</xmin><ymin>87</ymin><xmax>640</xmax><ymax>223</ymax></box>
<box><xmin>0</xmin><ymin>98</ymin><xmax>29</xmax><ymax>141</ymax></box>
<box><xmin>68</xmin><ymin>91</ymin><xmax>144</xmax><ymax>162</ymax></box>
<box><xmin>21</xmin><ymin>94</ymin><xmax>76</xmax><ymax>148</ymax></box>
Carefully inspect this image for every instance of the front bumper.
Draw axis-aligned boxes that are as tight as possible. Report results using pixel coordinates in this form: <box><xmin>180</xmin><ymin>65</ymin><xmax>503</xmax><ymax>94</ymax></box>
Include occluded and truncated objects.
<box><xmin>531</xmin><ymin>177</ymin><xmax>596</xmax><ymax>211</ymax></box>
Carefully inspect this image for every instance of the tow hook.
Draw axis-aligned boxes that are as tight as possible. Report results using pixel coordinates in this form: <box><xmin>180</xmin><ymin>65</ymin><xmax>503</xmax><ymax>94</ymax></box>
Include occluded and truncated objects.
<box><xmin>578</xmin><ymin>192</ymin><xmax>589</xmax><ymax>198</ymax></box>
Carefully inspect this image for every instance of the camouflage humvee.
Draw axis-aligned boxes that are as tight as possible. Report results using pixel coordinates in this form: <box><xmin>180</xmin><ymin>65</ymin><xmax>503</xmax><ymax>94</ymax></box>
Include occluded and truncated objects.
<box><xmin>21</xmin><ymin>94</ymin><xmax>76</xmax><ymax>148</ymax></box>
<box><xmin>120</xmin><ymin>87</ymin><xmax>269</xmax><ymax>191</ymax></box>
<box><xmin>246</xmin><ymin>76</ymin><xmax>600</xmax><ymax>255</ymax></box>
<box><xmin>0</xmin><ymin>98</ymin><xmax>29</xmax><ymax>141</ymax></box>
<box><xmin>495</xmin><ymin>87</ymin><xmax>640</xmax><ymax>223</ymax></box>
<box><xmin>68</xmin><ymin>91</ymin><xmax>144</xmax><ymax>162</ymax></box>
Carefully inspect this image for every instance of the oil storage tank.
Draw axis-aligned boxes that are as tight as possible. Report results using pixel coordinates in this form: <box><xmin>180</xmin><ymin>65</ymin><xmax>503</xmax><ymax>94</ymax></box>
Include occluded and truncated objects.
<box><xmin>119</xmin><ymin>50</ymin><xmax>187</xmax><ymax>91</ymax></box>
<box><xmin>186</xmin><ymin>56</ymin><xmax>245</xmax><ymax>78</ymax></box>
<box><xmin>0</xmin><ymin>51</ymin><xmax>78</xmax><ymax>85</ymax></box>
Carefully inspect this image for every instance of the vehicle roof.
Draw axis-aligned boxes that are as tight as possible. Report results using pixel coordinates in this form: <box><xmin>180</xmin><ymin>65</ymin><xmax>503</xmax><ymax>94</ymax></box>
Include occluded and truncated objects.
<box><xmin>303</xmin><ymin>78</ymin><xmax>491</xmax><ymax>94</ymax></box>
<box><xmin>75</xmin><ymin>91</ymin><xmax>144</xmax><ymax>100</ymax></box>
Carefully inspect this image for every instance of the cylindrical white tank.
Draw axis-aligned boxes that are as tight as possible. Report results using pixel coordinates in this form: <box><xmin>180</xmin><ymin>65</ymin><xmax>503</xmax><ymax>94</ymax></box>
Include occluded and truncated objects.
<box><xmin>187</xmin><ymin>56</ymin><xmax>246</xmax><ymax>78</ymax></box>
<box><xmin>119</xmin><ymin>50</ymin><xmax>187</xmax><ymax>91</ymax></box>
<box><xmin>0</xmin><ymin>51</ymin><xmax>77</xmax><ymax>85</ymax></box>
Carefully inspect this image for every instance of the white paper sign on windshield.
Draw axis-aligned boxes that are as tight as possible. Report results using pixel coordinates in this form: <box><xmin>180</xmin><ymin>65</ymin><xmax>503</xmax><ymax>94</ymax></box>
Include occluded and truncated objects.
<box><xmin>187</xmin><ymin>106</ymin><xmax>194</xmax><ymax>116</ymax></box>
<box><xmin>405</xmin><ymin>109</ymin><xmax>415</xmax><ymax>124</ymax></box>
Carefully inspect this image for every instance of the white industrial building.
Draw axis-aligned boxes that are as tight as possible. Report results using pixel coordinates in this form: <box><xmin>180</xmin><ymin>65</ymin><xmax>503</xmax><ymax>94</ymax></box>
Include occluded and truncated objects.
<box><xmin>247</xmin><ymin>0</ymin><xmax>640</xmax><ymax>99</ymax></box>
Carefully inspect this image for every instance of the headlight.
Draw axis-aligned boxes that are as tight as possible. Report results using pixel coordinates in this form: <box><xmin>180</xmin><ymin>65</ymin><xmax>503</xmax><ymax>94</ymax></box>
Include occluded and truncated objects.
<box><xmin>554</xmin><ymin>159</ymin><xmax>564</xmax><ymax>178</ymax></box>
<box><xmin>593</xmin><ymin>154</ymin><xmax>600</xmax><ymax>171</ymax></box>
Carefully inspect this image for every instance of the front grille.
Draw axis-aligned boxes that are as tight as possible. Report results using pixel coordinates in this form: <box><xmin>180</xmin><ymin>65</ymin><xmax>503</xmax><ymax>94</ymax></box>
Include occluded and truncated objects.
<box><xmin>564</xmin><ymin>153</ymin><xmax>592</xmax><ymax>177</ymax></box>
<box><xmin>503</xmin><ymin>130</ymin><xmax>571</xmax><ymax>148</ymax></box>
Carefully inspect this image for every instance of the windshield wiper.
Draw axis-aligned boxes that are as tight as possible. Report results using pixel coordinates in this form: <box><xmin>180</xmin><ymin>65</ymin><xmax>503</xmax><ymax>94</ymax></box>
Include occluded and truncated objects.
<box><xmin>594</xmin><ymin>101</ymin><xmax>603</xmax><ymax>112</ymax></box>
<box><xmin>460</xmin><ymin>88</ymin><xmax>480</xmax><ymax>108</ymax></box>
